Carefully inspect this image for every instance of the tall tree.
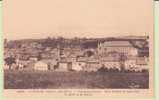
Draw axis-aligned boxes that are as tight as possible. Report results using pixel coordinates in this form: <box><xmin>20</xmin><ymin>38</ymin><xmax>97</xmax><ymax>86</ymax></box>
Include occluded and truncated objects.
<box><xmin>5</xmin><ymin>57</ymin><xmax>16</xmax><ymax>70</ymax></box>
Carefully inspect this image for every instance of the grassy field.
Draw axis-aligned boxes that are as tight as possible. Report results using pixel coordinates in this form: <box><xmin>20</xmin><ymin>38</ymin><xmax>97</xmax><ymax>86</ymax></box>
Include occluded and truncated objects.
<box><xmin>4</xmin><ymin>70</ymin><xmax>149</xmax><ymax>89</ymax></box>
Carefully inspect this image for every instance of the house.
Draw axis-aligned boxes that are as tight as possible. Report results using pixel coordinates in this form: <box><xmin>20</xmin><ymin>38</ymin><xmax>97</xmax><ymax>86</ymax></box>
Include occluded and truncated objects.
<box><xmin>85</xmin><ymin>61</ymin><xmax>101</xmax><ymax>72</ymax></box>
<box><xmin>72</xmin><ymin>61</ymin><xmax>86</xmax><ymax>71</ymax></box>
<box><xmin>57</xmin><ymin>62</ymin><xmax>70</xmax><ymax>71</ymax></box>
<box><xmin>57</xmin><ymin>59</ymin><xmax>86</xmax><ymax>71</ymax></box>
<box><xmin>34</xmin><ymin>61</ymin><xmax>48</xmax><ymax>71</ymax></box>
<box><xmin>80</xmin><ymin>58</ymin><xmax>100</xmax><ymax>72</ymax></box>
<box><xmin>25</xmin><ymin>61</ymin><xmax>35</xmax><ymax>70</ymax></box>
<box><xmin>124</xmin><ymin>58</ymin><xmax>137</xmax><ymax>71</ymax></box>
<box><xmin>124</xmin><ymin>57</ymin><xmax>148</xmax><ymax>71</ymax></box>
<box><xmin>136</xmin><ymin>57</ymin><xmax>148</xmax><ymax>71</ymax></box>
<box><xmin>41</xmin><ymin>59</ymin><xmax>58</xmax><ymax>70</ymax></box>
<box><xmin>100</xmin><ymin>57</ymin><xmax>121</xmax><ymax>70</ymax></box>
<box><xmin>29</xmin><ymin>57</ymin><xmax>38</xmax><ymax>61</ymax></box>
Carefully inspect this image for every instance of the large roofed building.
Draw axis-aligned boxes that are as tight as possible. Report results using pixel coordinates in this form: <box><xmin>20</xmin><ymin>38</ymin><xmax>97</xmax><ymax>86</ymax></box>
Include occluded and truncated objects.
<box><xmin>98</xmin><ymin>40</ymin><xmax>138</xmax><ymax>57</ymax></box>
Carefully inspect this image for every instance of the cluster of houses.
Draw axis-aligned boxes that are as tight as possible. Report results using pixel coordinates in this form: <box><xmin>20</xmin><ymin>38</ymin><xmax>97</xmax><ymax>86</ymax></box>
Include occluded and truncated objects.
<box><xmin>4</xmin><ymin>38</ymin><xmax>149</xmax><ymax>72</ymax></box>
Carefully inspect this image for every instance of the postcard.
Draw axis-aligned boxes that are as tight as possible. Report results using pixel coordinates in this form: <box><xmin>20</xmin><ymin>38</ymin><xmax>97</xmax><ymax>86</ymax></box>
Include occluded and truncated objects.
<box><xmin>2</xmin><ymin>0</ymin><xmax>155</xmax><ymax>100</ymax></box>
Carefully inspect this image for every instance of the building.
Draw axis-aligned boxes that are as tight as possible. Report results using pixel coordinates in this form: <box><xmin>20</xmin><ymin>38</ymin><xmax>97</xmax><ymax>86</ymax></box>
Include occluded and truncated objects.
<box><xmin>29</xmin><ymin>57</ymin><xmax>38</xmax><ymax>61</ymax></box>
<box><xmin>34</xmin><ymin>61</ymin><xmax>48</xmax><ymax>71</ymax></box>
<box><xmin>85</xmin><ymin>61</ymin><xmax>101</xmax><ymax>72</ymax></box>
<box><xmin>100</xmin><ymin>57</ymin><xmax>121</xmax><ymax>70</ymax></box>
<box><xmin>72</xmin><ymin>61</ymin><xmax>86</xmax><ymax>71</ymax></box>
<box><xmin>135</xmin><ymin>57</ymin><xmax>148</xmax><ymax>71</ymax></box>
<box><xmin>41</xmin><ymin>59</ymin><xmax>58</xmax><ymax>70</ymax></box>
<box><xmin>98</xmin><ymin>40</ymin><xmax>138</xmax><ymax>57</ymax></box>
<box><xmin>123</xmin><ymin>56</ymin><xmax>148</xmax><ymax>71</ymax></box>
<box><xmin>124</xmin><ymin>58</ymin><xmax>137</xmax><ymax>71</ymax></box>
<box><xmin>57</xmin><ymin>62</ymin><xmax>70</xmax><ymax>71</ymax></box>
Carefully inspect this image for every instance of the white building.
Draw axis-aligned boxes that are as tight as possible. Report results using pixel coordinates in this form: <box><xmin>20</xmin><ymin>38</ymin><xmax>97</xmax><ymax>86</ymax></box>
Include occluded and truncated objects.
<box><xmin>57</xmin><ymin>62</ymin><xmax>69</xmax><ymax>71</ymax></box>
<box><xmin>125</xmin><ymin>57</ymin><xmax>148</xmax><ymax>71</ymax></box>
<box><xmin>124</xmin><ymin>59</ymin><xmax>137</xmax><ymax>71</ymax></box>
<box><xmin>101</xmin><ymin>61</ymin><xmax>121</xmax><ymax>70</ymax></box>
<box><xmin>34</xmin><ymin>61</ymin><xmax>48</xmax><ymax>71</ymax></box>
<box><xmin>72</xmin><ymin>62</ymin><xmax>86</xmax><ymax>71</ymax></box>
<box><xmin>99</xmin><ymin>56</ymin><xmax>121</xmax><ymax>70</ymax></box>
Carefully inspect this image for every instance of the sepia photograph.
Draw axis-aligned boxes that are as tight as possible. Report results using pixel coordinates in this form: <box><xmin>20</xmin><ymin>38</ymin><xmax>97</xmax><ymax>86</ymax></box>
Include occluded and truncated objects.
<box><xmin>2</xmin><ymin>0</ymin><xmax>154</xmax><ymax>99</ymax></box>
<box><xmin>4</xmin><ymin>36</ymin><xmax>150</xmax><ymax>89</ymax></box>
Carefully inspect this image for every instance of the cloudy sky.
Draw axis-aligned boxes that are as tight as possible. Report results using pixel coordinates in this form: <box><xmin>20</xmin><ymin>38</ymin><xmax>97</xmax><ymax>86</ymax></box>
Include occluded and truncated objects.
<box><xmin>3</xmin><ymin>0</ymin><xmax>153</xmax><ymax>40</ymax></box>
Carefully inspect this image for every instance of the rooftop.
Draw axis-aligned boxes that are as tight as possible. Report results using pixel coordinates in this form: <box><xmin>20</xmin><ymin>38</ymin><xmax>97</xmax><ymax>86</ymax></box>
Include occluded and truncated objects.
<box><xmin>101</xmin><ymin>41</ymin><xmax>133</xmax><ymax>47</ymax></box>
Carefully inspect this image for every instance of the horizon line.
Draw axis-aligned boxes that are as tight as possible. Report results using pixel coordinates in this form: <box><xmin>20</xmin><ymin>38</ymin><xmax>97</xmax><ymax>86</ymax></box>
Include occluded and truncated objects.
<box><xmin>4</xmin><ymin>35</ymin><xmax>149</xmax><ymax>41</ymax></box>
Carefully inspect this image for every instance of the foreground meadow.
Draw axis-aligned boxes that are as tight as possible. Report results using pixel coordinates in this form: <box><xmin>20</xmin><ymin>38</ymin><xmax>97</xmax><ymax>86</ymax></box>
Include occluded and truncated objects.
<box><xmin>4</xmin><ymin>70</ymin><xmax>149</xmax><ymax>89</ymax></box>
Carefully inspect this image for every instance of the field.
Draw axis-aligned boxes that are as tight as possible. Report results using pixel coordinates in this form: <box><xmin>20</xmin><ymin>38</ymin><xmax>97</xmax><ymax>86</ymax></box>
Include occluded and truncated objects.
<box><xmin>4</xmin><ymin>70</ymin><xmax>149</xmax><ymax>89</ymax></box>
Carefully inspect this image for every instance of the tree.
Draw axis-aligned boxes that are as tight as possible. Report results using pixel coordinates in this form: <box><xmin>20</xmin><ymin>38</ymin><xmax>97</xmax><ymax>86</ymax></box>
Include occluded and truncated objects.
<box><xmin>43</xmin><ymin>37</ymin><xmax>53</xmax><ymax>47</ymax></box>
<box><xmin>37</xmin><ymin>53</ymin><xmax>42</xmax><ymax>61</ymax></box>
<box><xmin>119</xmin><ymin>53</ymin><xmax>127</xmax><ymax>71</ymax></box>
<box><xmin>129</xmin><ymin>40</ymin><xmax>149</xmax><ymax>56</ymax></box>
<box><xmin>5</xmin><ymin>57</ymin><xmax>16</xmax><ymax>70</ymax></box>
<box><xmin>84</xmin><ymin>50</ymin><xmax>94</xmax><ymax>57</ymax></box>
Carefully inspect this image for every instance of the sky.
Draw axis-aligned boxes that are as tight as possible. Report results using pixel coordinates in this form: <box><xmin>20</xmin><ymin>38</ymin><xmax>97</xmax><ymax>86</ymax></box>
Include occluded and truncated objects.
<box><xmin>3</xmin><ymin>0</ymin><xmax>154</xmax><ymax>40</ymax></box>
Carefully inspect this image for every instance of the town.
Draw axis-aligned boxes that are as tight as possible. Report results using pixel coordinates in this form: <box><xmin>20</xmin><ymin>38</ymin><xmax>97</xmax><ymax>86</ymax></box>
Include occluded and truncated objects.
<box><xmin>4</xmin><ymin>36</ymin><xmax>149</xmax><ymax>72</ymax></box>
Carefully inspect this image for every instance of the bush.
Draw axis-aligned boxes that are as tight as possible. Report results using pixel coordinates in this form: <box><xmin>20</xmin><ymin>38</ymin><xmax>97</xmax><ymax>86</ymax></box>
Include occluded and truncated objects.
<box><xmin>97</xmin><ymin>67</ymin><xmax>108</xmax><ymax>73</ymax></box>
<box><xmin>141</xmin><ymin>69</ymin><xmax>148</xmax><ymax>73</ymax></box>
<box><xmin>97</xmin><ymin>67</ymin><xmax>120</xmax><ymax>73</ymax></box>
